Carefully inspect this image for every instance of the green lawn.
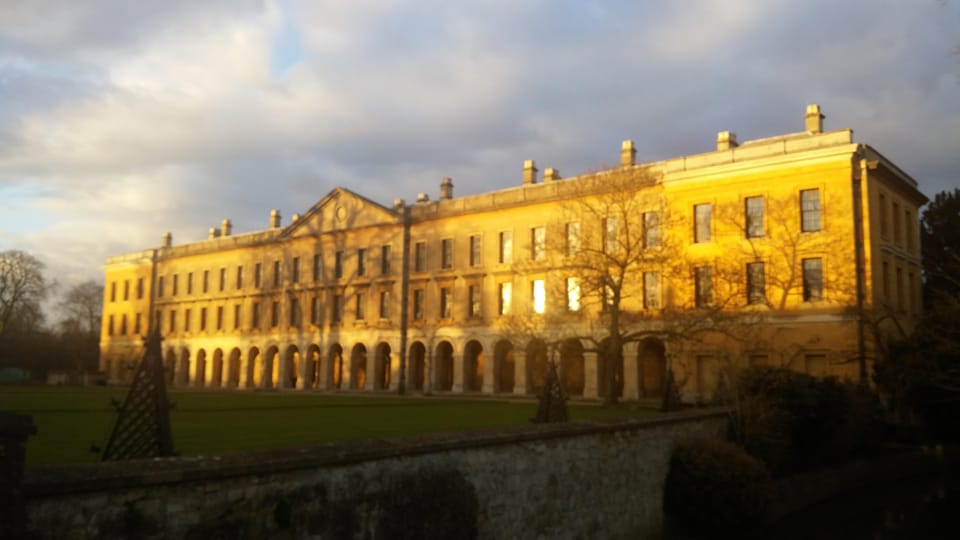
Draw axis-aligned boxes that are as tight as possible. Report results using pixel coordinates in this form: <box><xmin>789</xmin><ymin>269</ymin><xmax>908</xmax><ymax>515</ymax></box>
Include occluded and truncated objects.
<box><xmin>0</xmin><ymin>386</ymin><xmax>654</xmax><ymax>468</ymax></box>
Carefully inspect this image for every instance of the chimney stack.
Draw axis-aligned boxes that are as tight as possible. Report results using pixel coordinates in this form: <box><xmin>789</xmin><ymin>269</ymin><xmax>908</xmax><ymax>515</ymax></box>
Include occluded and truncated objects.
<box><xmin>440</xmin><ymin>177</ymin><xmax>454</xmax><ymax>200</ymax></box>
<box><xmin>269</xmin><ymin>209</ymin><xmax>281</xmax><ymax>229</ymax></box>
<box><xmin>161</xmin><ymin>231</ymin><xmax>172</xmax><ymax>248</ymax></box>
<box><xmin>208</xmin><ymin>227</ymin><xmax>219</xmax><ymax>240</ymax></box>
<box><xmin>716</xmin><ymin>131</ymin><xmax>739</xmax><ymax>151</ymax></box>
<box><xmin>544</xmin><ymin>167</ymin><xmax>561</xmax><ymax>181</ymax></box>
<box><xmin>805</xmin><ymin>104</ymin><xmax>824</xmax><ymax>133</ymax></box>
<box><xmin>291</xmin><ymin>213</ymin><xmax>300</xmax><ymax>224</ymax></box>
<box><xmin>621</xmin><ymin>140</ymin><xmax>636</xmax><ymax>166</ymax></box>
<box><xmin>393</xmin><ymin>198</ymin><xmax>405</xmax><ymax>210</ymax></box>
<box><xmin>221</xmin><ymin>218</ymin><xmax>232</xmax><ymax>237</ymax></box>
<box><xmin>522</xmin><ymin>160</ymin><xmax>538</xmax><ymax>185</ymax></box>
<box><xmin>416</xmin><ymin>192</ymin><xmax>430</xmax><ymax>203</ymax></box>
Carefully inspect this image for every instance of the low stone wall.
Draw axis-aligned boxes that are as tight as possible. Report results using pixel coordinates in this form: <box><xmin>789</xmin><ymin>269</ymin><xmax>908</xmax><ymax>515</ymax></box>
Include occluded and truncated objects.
<box><xmin>23</xmin><ymin>409</ymin><xmax>728</xmax><ymax>539</ymax></box>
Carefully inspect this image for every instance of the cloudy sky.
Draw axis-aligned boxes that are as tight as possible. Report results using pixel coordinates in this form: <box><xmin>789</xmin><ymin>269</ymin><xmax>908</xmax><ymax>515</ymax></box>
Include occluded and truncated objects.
<box><xmin>1</xmin><ymin>0</ymin><xmax>958</xmax><ymax>296</ymax></box>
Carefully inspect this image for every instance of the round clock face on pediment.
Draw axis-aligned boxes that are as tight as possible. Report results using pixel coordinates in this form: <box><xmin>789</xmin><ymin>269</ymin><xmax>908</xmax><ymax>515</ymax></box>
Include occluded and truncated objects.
<box><xmin>335</xmin><ymin>206</ymin><xmax>347</xmax><ymax>221</ymax></box>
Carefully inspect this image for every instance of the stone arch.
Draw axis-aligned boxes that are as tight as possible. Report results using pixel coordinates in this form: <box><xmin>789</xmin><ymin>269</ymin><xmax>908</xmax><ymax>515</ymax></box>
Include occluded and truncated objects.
<box><xmin>374</xmin><ymin>342</ymin><xmax>392</xmax><ymax>390</ymax></box>
<box><xmin>329</xmin><ymin>343</ymin><xmax>343</xmax><ymax>389</ymax></box>
<box><xmin>177</xmin><ymin>348</ymin><xmax>190</xmax><ymax>387</ymax></box>
<box><xmin>525</xmin><ymin>339</ymin><xmax>548</xmax><ymax>394</ymax></box>
<box><xmin>263</xmin><ymin>345</ymin><xmax>280</xmax><ymax>389</ymax></box>
<box><xmin>211</xmin><ymin>349</ymin><xmax>224</xmax><ymax>389</ymax></box>
<box><xmin>307</xmin><ymin>344</ymin><xmax>321</xmax><ymax>389</ymax></box>
<box><xmin>598</xmin><ymin>338</ymin><xmax>624</xmax><ymax>401</ymax></box>
<box><xmin>283</xmin><ymin>345</ymin><xmax>300</xmax><ymax>389</ymax></box>
<box><xmin>434</xmin><ymin>341</ymin><xmax>454</xmax><ymax>392</ymax></box>
<box><xmin>638</xmin><ymin>337</ymin><xmax>667</xmax><ymax>397</ymax></box>
<box><xmin>463</xmin><ymin>340</ymin><xmax>484</xmax><ymax>392</ymax></box>
<box><xmin>560</xmin><ymin>339</ymin><xmax>585</xmax><ymax>396</ymax></box>
<box><xmin>350</xmin><ymin>343</ymin><xmax>367</xmax><ymax>390</ymax></box>
<box><xmin>248</xmin><ymin>347</ymin><xmax>261</xmax><ymax>388</ymax></box>
<box><xmin>164</xmin><ymin>348</ymin><xmax>177</xmax><ymax>386</ymax></box>
<box><xmin>408</xmin><ymin>341</ymin><xmax>426</xmax><ymax>391</ymax></box>
<box><xmin>195</xmin><ymin>349</ymin><xmax>207</xmax><ymax>388</ymax></box>
<box><xmin>227</xmin><ymin>348</ymin><xmax>242</xmax><ymax>388</ymax></box>
<box><xmin>493</xmin><ymin>339</ymin><xmax>515</xmax><ymax>393</ymax></box>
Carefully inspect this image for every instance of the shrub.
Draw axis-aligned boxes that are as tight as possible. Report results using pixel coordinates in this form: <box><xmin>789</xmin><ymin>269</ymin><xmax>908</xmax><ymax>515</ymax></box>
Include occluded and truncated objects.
<box><xmin>663</xmin><ymin>438</ymin><xmax>770</xmax><ymax>535</ymax></box>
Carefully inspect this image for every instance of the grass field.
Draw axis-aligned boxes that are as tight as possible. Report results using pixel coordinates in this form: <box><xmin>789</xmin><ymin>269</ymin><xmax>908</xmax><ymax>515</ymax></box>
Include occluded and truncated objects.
<box><xmin>0</xmin><ymin>386</ymin><xmax>654</xmax><ymax>469</ymax></box>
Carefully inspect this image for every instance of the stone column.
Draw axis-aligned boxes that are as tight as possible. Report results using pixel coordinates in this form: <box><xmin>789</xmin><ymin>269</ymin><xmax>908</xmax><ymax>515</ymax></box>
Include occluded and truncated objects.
<box><xmin>364</xmin><ymin>347</ymin><xmax>375</xmax><ymax>391</ymax></box>
<box><xmin>482</xmin><ymin>339</ymin><xmax>496</xmax><ymax>394</ymax></box>
<box><xmin>389</xmin><ymin>348</ymin><xmax>400</xmax><ymax>391</ymax></box>
<box><xmin>584</xmin><ymin>351</ymin><xmax>599</xmax><ymax>399</ymax></box>
<box><xmin>425</xmin><ymin>345</ymin><xmax>435</xmax><ymax>394</ymax></box>
<box><xmin>513</xmin><ymin>351</ymin><xmax>528</xmax><ymax>396</ymax></box>
<box><xmin>452</xmin><ymin>344</ymin><xmax>464</xmax><ymax>393</ymax></box>
<box><xmin>622</xmin><ymin>342</ymin><xmax>639</xmax><ymax>400</ymax></box>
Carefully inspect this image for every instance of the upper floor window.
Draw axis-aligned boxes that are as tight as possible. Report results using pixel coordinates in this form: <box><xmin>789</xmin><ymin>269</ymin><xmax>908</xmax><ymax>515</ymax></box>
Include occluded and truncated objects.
<box><xmin>498</xmin><ymin>232</ymin><xmax>512</xmax><ymax>264</ymax></box>
<box><xmin>531</xmin><ymin>279</ymin><xmax>546</xmax><ymax>314</ymax></box>
<box><xmin>200</xmin><ymin>307</ymin><xmax>208</xmax><ymax>331</ymax></box>
<box><xmin>643</xmin><ymin>272</ymin><xmax>660</xmax><ymax>309</ymax></box>
<box><xmin>694</xmin><ymin>204</ymin><xmax>712</xmax><ymax>243</ymax></box>
<box><xmin>747</xmin><ymin>262</ymin><xmax>766</xmax><ymax>305</ymax></box>
<box><xmin>745</xmin><ymin>196</ymin><xmax>764</xmax><ymax>238</ymax></box>
<box><xmin>289</xmin><ymin>299</ymin><xmax>300</xmax><ymax>327</ymax></box>
<box><xmin>357</xmin><ymin>248</ymin><xmax>366</xmax><ymax>277</ymax></box>
<box><xmin>695</xmin><ymin>266</ymin><xmax>713</xmax><ymax>307</ymax></box>
<box><xmin>498</xmin><ymin>282</ymin><xmax>512</xmax><ymax>315</ymax></box>
<box><xmin>355</xmin><ymin>293</ymin><xmax>365</xmax><ymax>321</ymax></box>
<box><xmin>110</xmin><ymin>282</ymin><xmax>116</xmax><ymax>302</ymax></box>
<box><xmin>251</xmin><ymin>302</ymin><xmax>260</xmax><ymax>328</ymax></box>
<box><xmin>892</xmin><ymin>202</ymin><xmax>902</xmax><ymax>246</ymax></box>
<box><xmin>313</xmin><ymin>253</ymin><xmax>322</xmax><ymax>281</ymax></box>
<box><xmin>270</xmin><ymin>301</ymin><xmax>279</xmax><ymax>327</ymax></box>
<box><xmin>184</xmin><ymin>308</ymin><xmax>192</xmax><ymax>332</ymax></box>
<box><xmin>439</xmin><ymin>287</ymin><xmax>452</xmax><ymax>318</ymax></box>
<box><xmin>879</xmin><ymin>193</ymin><xmax>888</xmax><ymax>237</ymax></box>
<box><xmin>202</xmin><ymin>270</ymin><xmax>209</xmax><ymax>293</ymax></box>
<box><xmin>219</xmin><ymin>267</ymin><xmax>226</xmax><ymax>291</ymax></box>
<box><xmin>531</xmin><ymin>226</ymin><xmax>546</xmax><ymax>261</ymax></box>
<box><xmin>236</xmin><ymin>266</ymin><xmax>243</xmax><ymax>289</ymax></box>
<box><xmin>172</xmin><ymin>274</ymin><xmax>179</xmax><ymax>296</ymax></box>
<box><xmin>332</xmin><ymin>295</ymin><xmax>343</xmax><ymax>323</ymax></box>
<box><xmin>123</xmin><ymin>280</ymin><xmax>129</xmax><ymax>301</ymax></box>
<box><xmin>136</xmin><ymin>277</ymin><xmax>144</xmax><ymax>300</ymax></box>
<box><xmin>643</xmin><ymin>212</ymin><xmax>660</xmax><ymax>248</ymax></box>
<box><xmin>905</xmin><ymin>210</ymin><xmax>914</xmax><ymax>251</ymax></box>
<box><xmin>469</xmin><ymin>235</ymin><xmax>482</xmax><ymax>267</ymax></box>
<box><xmin>334</xmin><ymin>251</ymin><xmax>344</xmax><ymax>279</ymax></box>
<box><xmin>379</xmin><ymin>290</ymin><xmax>390</xmax><ymax>318</ymax></box>
<box><xmin>381</xmin><ymin>245</ymin><xmax>391</xmax><ymax>275</ymax></box>
<box><xmin>603</xmin><ymin>218</ymin><xmax>618</xmax><ymax>253</ymax></box>
<box><xmin>565</xmin><ymin>222</ymin><xmax>580</xmax><ymax>257</ymax></box>
<box><xmin>414</xmin><ymin>241</ymin><xmax>427</xmax><ymax>272</ymax></box>
<box><xmin>291</xmin><ymin>257</ymin><xmax>300</xmax><ymax>283</ymax></box>
<box><xmin>157</xmin><ymin>276</ymin><xmax>165</xmax><ymax>298</ymax></box>
<box><xmin>800</xmin><ymin>189</ymin><xmax>821</xmax><ymax>232</ymax></box>
<box><xmin>254</xmin><ymin>263</ymin><xmax>262</xmax><ymax>288</ymax></box>
<box><xmin>186</xmin><ymin>272</ymin><xmax>193</xmax><ymax>295</ymax></box>
<box><xmin>802</xmin><ymin>258</ymin><xmax>823</xmax><ymax>301</ymax></box>
<box><xmin>310</xmin><ymin>296</ymin><xmax>320</xmax><ymax>325</ymax></box>
<box><xmin>566</xmin><ymin>277</ymin><xmax>581</xmax><ymax>312</ymax></box>
<box><xmin>234</xmin><ymin>304</ymin><xmax>241</xmax><ymax>329</ymax></box>
<box><xmin>441</xmin><ymin>239</ymin><xmax>453</xmax><ymax>269</ymax></box>
<box><xmin>272</xmin><ymin>260</ymin><xmax>281</xmax><ymax>287</ymax></box>
<box><xmin>468</xmin><ymin>285</ymin><xmax>481</xmax><ymax>318</ymax></box>
<box><xmin>216</xmin><ymin>305</ymin><xmax>224</xmax><ymax>330</ymax></box>
<box><xmin>413</xmin><ymin>289</ymin><xmax>425</xmax><ymax>320</ymax></box>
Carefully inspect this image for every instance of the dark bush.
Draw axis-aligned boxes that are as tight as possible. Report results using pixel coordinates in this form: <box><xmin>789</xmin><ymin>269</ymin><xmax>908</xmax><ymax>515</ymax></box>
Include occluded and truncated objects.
<box><xmin>664</xmin><ymin>438</ymin><xmax>770</xmax><ymax>535</ymax></box>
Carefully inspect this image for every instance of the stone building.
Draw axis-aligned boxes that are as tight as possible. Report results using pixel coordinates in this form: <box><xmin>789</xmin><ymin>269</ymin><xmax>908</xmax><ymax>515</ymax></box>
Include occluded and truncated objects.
<box><xmin>100</xmin><ymin>105</ymin><xmax>926</xmax><ymax>402</ymax></box>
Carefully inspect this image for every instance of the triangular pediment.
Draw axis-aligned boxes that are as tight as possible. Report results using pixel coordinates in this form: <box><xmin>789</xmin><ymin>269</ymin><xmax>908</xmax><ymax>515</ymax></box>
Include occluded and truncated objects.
<box><xmin>283</xmin><ymin>187</ymin><xmax>400</xmax><ymax>238</ymax></box>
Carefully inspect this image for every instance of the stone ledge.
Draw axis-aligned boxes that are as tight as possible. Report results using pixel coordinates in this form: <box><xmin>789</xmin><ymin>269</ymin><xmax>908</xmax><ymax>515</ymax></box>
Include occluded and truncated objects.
<box><xmin>24</xmin><ymin>407</ymin><xmax>730</xmax><ymax>498</ymax></box>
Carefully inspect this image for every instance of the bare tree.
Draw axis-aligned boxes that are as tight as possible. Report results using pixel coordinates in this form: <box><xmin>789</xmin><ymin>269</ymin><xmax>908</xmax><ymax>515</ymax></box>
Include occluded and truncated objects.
<box><xmin>58</xmin><ymin>280</ymin><xmax>104</xmax><ymax>335</ymax></box>
<box><xmin>0</xmin><ymin>250</ymin><xmax>49</xmax><ymax>359</ymax></box>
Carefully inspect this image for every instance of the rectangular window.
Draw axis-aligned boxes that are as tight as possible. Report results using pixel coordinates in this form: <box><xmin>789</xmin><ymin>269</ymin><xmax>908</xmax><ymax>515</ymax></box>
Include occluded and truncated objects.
<box><xmin>379</xmin><ymin>290</ymin><xmax>390</xmax><ymax>319</ymax></box>
<box><xmin>603</xmin><ymin>218</ymin><xmax>617</xmax><ymax>253</ymax></box>
<box><xmin>905</xmin><ymin>210</ymin><xmax>914</xmax><ymax>251</ymax></box>
<box><xmin>172</xmin><ymin>274</ymin><xmax>179</xmax><ymax>296</ymax></box>
<box><xmin>108</xmin><ymin>314</ymin><xmax>114</xmax><ymax>335</ymax></box>
<box><xmin>354</xmin><ymin>293</ymin><xmax>364</xmax><ymax>321</ymax></box>
<box><xmin>908</xmin><ymin>272</ymin><xmax>916</xmax><ymax>314</ymax></box>
<box><xmin>252</xmin><ymin>302</ymin><xmax>260</xmax><ymax>328</ymax></box>
<box><xmin>134</xmin><ymin>313</ymin><xmax>141</xmax><ymax>335</ymax></box>
<box><xmin>291</xmin><ymin>257</ymin><xmax>300</xmax><ymax>283</ymax></box>
<box><xmin>381</xmin><ymin>245</ymin><xmax>391</xmax><ymax>275</ymax></box>
<box><xmin>168</xmin><ymin>311</ymin><xmax>176</xmax><ymax>333</ymax></box>
<box><xmin>334</xmin><ymin>251</ymin><xmax>344</xmax><ymax>279</ymax></box>
<box><xmin>234</xmin><ymin>304</ymin><xmax>241</xmax><ymax>329</ymax></box>
<box><xmin>136</xmin><ymin>278</ymin><xmax>144</xmax><ymax>300</ymax></box>
<box><xmin>270</xmin><ymin>301</ymin><xmax>279</xmax><ymax>327</ymax></box>
<box><xmin>469</xmin><ymin>235</ymin><xmax>482</xmax><ymax>267</ymax></box>
<box><xmin>157</xmin><ymin>276</ymin><xmax>165</xmax><ymax>298</ymax></box>
<box><xmin>747</xmin><ymin>262</ymin><xmax>766</xmax><ymax>305</ymax></box>
<box><xmin>802</xmin><ymin>258</ymin><xmax>823</xmax><ymax>301</ymax></box>
<box><xmin>357</xmin><ymin>248</ymin><xmax>366</xmax><ymax>277</ymax></box>
<box><xmin>289</xmin><ymin>298</ymin><xmax>300</xmax><ymax>327</ymax></box>
<box><xmin>441</xmin><ymin>239</ymin><xmax>453</xmax><ymax>269</ymax></box>
<box><xmin>531</xmin><ymin>226</ymin><xmax>546</xmax><ymax>261</ymax></box>
<box><xmin>643</xmin><ymin>211</ymin><xmax>660</xmax><ymax>248</ymax></box>
<box><xmin>695</xmin><ymin>266</ymin><xmax>713</xmax><ymax>307</ymax></box>
<box><xmin>273</xmin><ymin>260</ymin><xmax>281</xmax><ymax>287</ymax></box>
<box><xmin>745</xmin><ymin>196</ymin><xmax>764</xmax><ymax>238</ymax></box>
<box><xmin>120</xmin><ymin>314</ymin><xmax>127</xmax><ymax>335</ymax></box>
<box><xmin>896</xmin><ymin>267</ymin><xmax>904</xmax><ymax>311</ymax></box>
<box><xmin>123</xmin><ymin>280</ymin><xmax>129</xmax><ymax>301</ymax></box>
<box><xmin>236</xmin><ymin>266</ymin><xmax>243</xmax><ymax>289</ymax></box>
<box><xmin>110</xmin><ymin>281</ymin><xmax>117</xmax><ymax>303</ymax></box>
<box><xmin>415</xmin><ymin>241</ymin><xmax>427</xmax><ymax>272</ymax></box>
<box><xmin>694</xmin><ymin>204</ymin><xmax>712</xmax><ymax>243</ymax></box>
<box><xmin>311</xmin><ymin>296</ymin><xmax>320</xmax><ymax>325</ymax></box>
<box><xmin>566</xmin><ymin>222</ymin><xmax>580</xmax><ymax>257</ymax></box>
<box><xmin>882</xmin><ymin>261</ymin><xmax>890</xmax><ymax>300</ymax></box>
<box><xmin>184</xmin><ymin>308</ymin><xmax>191</xmax><ymax>332</ymax></box>
<box><xmin>468</xmin><ymin>285</ymin><xmax>481</xmax><ymax>318</ymax></box>
<box><xmin>800</xmin><ymin>189</ymin><xmax>821</xmax><ymax>232</ymax></box>
<box><xmin>879</xmin><ymin>193</ymin><xmax>888</xmax><ymax>237</ymax></box>
<box><xmin>332</xmin><ymin>295</ymin><xmax>343</xmax><ymax>323</ymax></box>
<box><xmin>200</xmin><ymin>307</ymin><xmax>207</xmax><ymax>331</ymax></box>
<box><xmin>216</xmin><ymin>305</ymin><xmax>223</xmax><ymax>330</ymax></box>
<box><xmin>498</xmin><ymin>232</ymin><xmax>513</xmax><ymax>264</ymax></box>
<box><xmin>203</xmin><ymin>270</ymin><xmax>209</xmax><ymax>293</ymax></box>
<box><xmin>254</xmin><ymin>263</ymin><xmax>262</xmax><ymax>288</ymax></box>
<box><xmin>643</xmin><ymin>272</ymin><xmax>660</xmax><ymax>309</ymax></box>
<box><xmin>440</xmin><ymin>287</ymin><xmax>452</xmax><ymax>318</ymax></box>
<box><xmin>498</xmin><ymin>282</ymin><xmax>512</xmax><ymax>315</ymax></box>
<box><xmin>532</xmin><ymin>279</ymin><xmax>546</xmax><ymax>314</ymax></box>
<box><xmin>892</xmin><ymin>202</ymin><xmax>902</xmax><ymax>246</ymax></box>
<box><xmin>313</xmin><ymin>254</ymin><xmax>322</xmax><ymax>281</ymax></box>
<box><xmin>413</xmin><ymin>289</ymin><xmax>425</xmax><ymax>320</ymax></box>
<box><xmin>566</xmin><ymin>277</ymin><xmax>581</xmax><ymax>312</ymax></box>
<box><xmin>219</xmin><ymin>267</ymin><xmax>226</xmax><ymax>291</ymax></box>
<box><xmin>186</xmin><ymin>272</ymin><xmax>193</xmax><ymax>295</ymax></box>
